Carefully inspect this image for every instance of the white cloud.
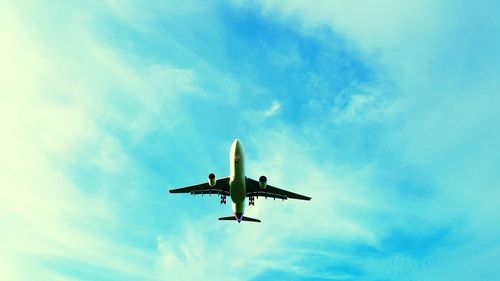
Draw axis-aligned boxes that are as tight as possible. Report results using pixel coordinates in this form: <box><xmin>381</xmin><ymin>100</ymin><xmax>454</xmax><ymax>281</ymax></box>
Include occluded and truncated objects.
<box><xmin>263</xmin><ymin>100</ymin><xmax>281</xmax><ymax>117</ymax></box>
<box><xmin>329</xmin><ymin>84</ymin><xmax>404</xmax><ymax>124</ymax></box>
<box><xmin>251</xmin><ymin>0</ymin><xmax>440</xmax><ymax>52</ymax></box>
<box><xmin>3</xmin><ymin>1</ymin><xmax>498</xmax><ymax>280</ymax></box>
<box><xmin>155</xmin><ymin>129</ymin><xmax>402</xmax><ymax>280</ymax></box>
<box><xmin>236</xmin><ymin>1</ymin><xmax>500</xmax><ymax>279</ymax></box>
<box><xmin>155</xmin><ymin>220</ymin><xmax>278</xmax><ymax>281</ymax></box>
<box><xmin>0</xmin><ymin>2</ymin><xmax>199</xmax><ymax>279</ymax></box>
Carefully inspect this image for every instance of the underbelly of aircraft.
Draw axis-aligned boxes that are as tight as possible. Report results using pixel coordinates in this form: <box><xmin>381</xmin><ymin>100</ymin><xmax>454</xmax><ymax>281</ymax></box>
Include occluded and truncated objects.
<box><xmin>230</xmin><ymin>177</ymin><xmax>246</xmax><ymax>204</ymax></box>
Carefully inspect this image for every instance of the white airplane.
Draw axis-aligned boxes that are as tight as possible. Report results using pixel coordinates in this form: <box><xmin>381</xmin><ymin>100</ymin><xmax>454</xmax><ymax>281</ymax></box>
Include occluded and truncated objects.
<box><xmin>169</xmin><ymin>139</ymin><xmax>311</xmax><ymax>223</ymax></box>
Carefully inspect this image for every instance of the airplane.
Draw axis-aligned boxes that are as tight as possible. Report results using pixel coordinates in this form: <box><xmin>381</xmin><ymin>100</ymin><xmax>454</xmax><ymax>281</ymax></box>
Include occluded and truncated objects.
<box><xmin>169</xmin><ymin>139</ymin><xmax>311</xmax><ymax>223</ymax></box>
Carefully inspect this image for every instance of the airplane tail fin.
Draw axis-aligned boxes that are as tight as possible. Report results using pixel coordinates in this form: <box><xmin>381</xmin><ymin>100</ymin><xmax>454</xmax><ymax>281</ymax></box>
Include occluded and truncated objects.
<box><xmin>218</xmin><ymin>216</ymin><xmax>261</xmax><ymax>223</ymax></box>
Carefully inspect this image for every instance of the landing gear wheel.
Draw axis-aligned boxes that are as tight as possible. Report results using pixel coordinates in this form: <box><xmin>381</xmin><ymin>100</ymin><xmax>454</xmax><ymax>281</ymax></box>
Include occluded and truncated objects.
<box><xmin>249</xmin><ymin>196</ymin><xmax>255</xmax><ymax>206</ymax></box>
<box><xmin>220</xmin><ymin>195</ymin><xmax>227</xmax><ymax>204</ymax></box>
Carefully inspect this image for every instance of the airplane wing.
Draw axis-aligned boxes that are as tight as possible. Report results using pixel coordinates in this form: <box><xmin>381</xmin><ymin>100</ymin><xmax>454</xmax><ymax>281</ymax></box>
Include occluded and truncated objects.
<box><xmin>245</xmin><ymin>178</ymin><xmax>311</xmax><ymax>201</ymax></box>
<box><xmin>169</xmin><ymin>177</ymin><xmax>230</xmax><ymax>196</ymax></box>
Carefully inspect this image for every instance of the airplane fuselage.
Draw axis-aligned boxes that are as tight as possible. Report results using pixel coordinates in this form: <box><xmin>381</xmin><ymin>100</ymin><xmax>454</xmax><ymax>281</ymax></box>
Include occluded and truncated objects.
<box><xmin>169</xmin><ymin>138</ymin><xmax>311</xmax><ymax>222</ymax></box>
<box><xmin>229</xmin><ymin>139</ymin><xmax>246</xmax><ymax>222</ymax></box>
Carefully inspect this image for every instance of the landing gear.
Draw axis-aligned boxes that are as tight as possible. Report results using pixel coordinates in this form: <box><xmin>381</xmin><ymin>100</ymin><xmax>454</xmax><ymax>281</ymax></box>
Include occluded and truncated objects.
<box><xmin>220</xmin><ymin>195</ymin><xmax>227</xmax><ymax>204</ymax></box>
<box><xmin>249</xmin><ymin>196</ymin><xmax>255</xmax><ymax>206</ymax></box>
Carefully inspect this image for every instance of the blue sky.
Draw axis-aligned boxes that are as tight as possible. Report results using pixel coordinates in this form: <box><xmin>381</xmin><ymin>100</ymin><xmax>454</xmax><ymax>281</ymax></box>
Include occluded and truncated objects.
<box><xmin>1</xmin><ymin>1</ymin><xmax>499</xmax><ymax>280</ymax></box>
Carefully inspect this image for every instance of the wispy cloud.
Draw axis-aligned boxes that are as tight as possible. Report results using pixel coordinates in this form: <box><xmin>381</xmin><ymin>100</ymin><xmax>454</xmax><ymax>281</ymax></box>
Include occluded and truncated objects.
<box><xmin>2</xmin><ymin>1</ymin><xmax>499</xmax><ymax>281</ymax></box>
<box><xmin>263</xmin><ymin>100</ymin><xmax>281</xmax><ymax>117</ymax></box>
<box><xmin>0</xmin><ymin>2</ymin><xmax>200</xmax><ymax>280</ymax></box>
<box><xmin>241</xmin><ymin>1</ymin><xmax>500</xmax><ymax>279</ymax></box>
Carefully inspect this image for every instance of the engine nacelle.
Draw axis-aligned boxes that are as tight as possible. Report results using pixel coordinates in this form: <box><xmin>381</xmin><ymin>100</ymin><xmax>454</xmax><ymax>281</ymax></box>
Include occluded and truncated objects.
<box><xmin>208</xmin><ymin>173</ymin><xmax>216</xmax><ymax>187</ymax></box>
<box><xmin>259</xmin><ymin>175</ymin><xmax>267</xmax><ymax>189</ymax></box>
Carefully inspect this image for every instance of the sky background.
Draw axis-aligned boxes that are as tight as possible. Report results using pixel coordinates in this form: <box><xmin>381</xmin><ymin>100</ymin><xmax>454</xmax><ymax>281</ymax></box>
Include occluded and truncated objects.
<box><xmin>1</xmin><ymin>1</ymin><xmax>500</xmax><ymax>280</ymax></box>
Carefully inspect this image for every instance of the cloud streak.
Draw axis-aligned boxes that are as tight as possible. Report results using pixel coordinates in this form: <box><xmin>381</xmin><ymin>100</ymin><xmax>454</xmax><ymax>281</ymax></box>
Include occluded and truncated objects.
<box><xmin>0</xmin><ymin>2</ymin><xmax>200</xmax><ymax>280</ymax></box>
<box><xmin>1</xmin><ymin>1</ymin><xmax>499</xmax><ymax>281</ymax></box>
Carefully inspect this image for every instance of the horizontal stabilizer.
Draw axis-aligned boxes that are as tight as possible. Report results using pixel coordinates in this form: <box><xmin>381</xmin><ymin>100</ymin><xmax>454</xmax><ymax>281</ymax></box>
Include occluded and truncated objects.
<box><xmin>218</xmin><ymin>216</ymin><xmax>261</xmax><ymax>223</ymax></box>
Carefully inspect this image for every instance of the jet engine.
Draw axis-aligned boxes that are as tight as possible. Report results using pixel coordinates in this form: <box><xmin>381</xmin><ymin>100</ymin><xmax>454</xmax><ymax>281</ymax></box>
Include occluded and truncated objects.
<box><xmin>259</xmin><ymin>175</ymin><xmax>267</xmax><ymax>189</ymax></box>
<box><xmin>208</xmin><ymin>173</ymin><xmax>216</xmax><ymax>187</ymax></box>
